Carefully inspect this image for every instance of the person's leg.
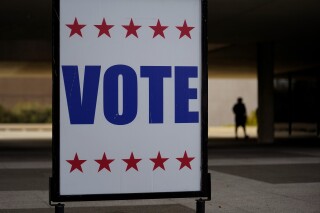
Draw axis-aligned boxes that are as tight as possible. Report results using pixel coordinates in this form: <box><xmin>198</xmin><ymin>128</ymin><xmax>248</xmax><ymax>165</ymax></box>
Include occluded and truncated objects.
<box><xmin>243</xmin><ymin>125</ymin><xmax>248</xmax><ymax>138</ymax></box>
<box><xmin>235</xmin><ymin>125</ymin><xmax>238</xmax><ymax>139</ymax></box>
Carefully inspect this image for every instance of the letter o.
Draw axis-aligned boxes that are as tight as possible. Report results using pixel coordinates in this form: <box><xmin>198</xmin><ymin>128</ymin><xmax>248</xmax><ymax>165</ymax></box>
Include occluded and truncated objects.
<box><xmin>103</xmin><ymin>65</ymin><xmax>138</xmax><ymax>125</ymax></box>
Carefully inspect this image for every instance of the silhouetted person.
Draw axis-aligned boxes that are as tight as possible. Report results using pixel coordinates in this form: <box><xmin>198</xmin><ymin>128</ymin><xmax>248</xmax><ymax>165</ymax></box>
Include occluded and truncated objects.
<box><xmin>233</xmin><ymin>97</ymin><xmax>248</xmax><ymax>139</ymax></box>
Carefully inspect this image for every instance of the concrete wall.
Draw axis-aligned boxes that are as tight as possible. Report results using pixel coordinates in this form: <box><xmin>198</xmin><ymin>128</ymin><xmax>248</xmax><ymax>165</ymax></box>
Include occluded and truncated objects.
<box><xmin>0</xmin><ymin>77</ymin><xmax>51</xmax><ymax>108</ymax></box>
<box><xmin>208</xmin><ymin>78</ymin><xmax>257</xmax><ymax>126</ymax></box>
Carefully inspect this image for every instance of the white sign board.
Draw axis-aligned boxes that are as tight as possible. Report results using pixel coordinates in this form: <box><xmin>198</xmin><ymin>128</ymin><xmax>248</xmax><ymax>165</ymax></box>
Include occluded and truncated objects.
<box><xmin>52</xmin><ymin>0</ymin><xmax>208</xmax><ymax>201</ymax></box>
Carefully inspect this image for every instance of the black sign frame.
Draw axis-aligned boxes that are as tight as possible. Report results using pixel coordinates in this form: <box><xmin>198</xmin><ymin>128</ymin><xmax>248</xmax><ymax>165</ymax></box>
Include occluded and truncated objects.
<box><xmin>50</xmin><ymin>0</ymin><xmax>210</xmax><ymax>202</ymax></box>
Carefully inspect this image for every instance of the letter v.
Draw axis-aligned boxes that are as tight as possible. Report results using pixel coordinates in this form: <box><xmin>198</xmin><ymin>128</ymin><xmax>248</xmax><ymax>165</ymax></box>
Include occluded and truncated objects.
<box><xmin>62</xmin><ymin>66</ymin><xmax>101</xmax><ymax>124</ymax></box>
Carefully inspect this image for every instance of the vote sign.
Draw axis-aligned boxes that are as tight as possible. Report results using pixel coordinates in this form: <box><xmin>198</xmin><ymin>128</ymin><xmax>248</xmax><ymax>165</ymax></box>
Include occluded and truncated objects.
<box><xmin>51</xmin><ymin>0</ymin><xmax>209</xmax><ymax>201</ymax></box>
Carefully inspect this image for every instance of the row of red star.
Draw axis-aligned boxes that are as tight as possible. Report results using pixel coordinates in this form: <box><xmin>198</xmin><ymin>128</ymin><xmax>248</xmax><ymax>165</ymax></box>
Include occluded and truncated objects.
<box><xmin>66</xmin><ymin>151</ymin><xmax>195</xmax><ymax>173</ymax></box>
<box><xmin>66</xmin><ymin>18</ymin><xmax>195</xmax><ymax>39</ymax></box>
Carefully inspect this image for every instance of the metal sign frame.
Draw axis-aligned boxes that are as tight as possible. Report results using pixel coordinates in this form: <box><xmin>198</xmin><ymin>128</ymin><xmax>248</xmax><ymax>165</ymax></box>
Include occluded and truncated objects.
<box><xmin>50</xmin><ymin>0</ymin><xmax>209</xmax><ymax>202</ymax></box>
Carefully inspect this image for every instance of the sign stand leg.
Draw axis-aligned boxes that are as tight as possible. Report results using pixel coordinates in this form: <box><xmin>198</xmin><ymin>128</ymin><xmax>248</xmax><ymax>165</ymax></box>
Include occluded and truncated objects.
<box><xmin>49</xmin><ymin>177</ymin><xmax>65</xmax><ymax>213</ymax></box>
<box><xmin>49</xmin><ymin>201</ymin><xmax>64</xmax><ymax>213</ymax></box>
<box><xmin>196</xmin><ymin>173</ymin><xmax>212</xmax><ymax>213</ymax></box>
<box><xmin>55</xmin><ymin>203</ymin><xmax>65</xmax><ymax>213</ymax></box>
<box><xmin>196</xmin><ymin>198</ymin><xmax>205</xmax><ymax>213</ymax></box>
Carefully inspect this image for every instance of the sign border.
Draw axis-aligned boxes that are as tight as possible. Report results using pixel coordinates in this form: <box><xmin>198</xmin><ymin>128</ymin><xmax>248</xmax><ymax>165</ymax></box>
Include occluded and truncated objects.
<box><xmin>50</xmin><ymin>0</ymin><xmax>210</xmax><ymax>202</ymax></box>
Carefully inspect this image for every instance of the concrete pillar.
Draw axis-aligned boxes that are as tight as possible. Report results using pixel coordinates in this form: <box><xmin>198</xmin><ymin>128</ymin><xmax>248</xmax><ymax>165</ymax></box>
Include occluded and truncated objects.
<box><xmin>257</xmin><ymin>43</ymin><xmax>274</xmax><ymax>143</ymax></box>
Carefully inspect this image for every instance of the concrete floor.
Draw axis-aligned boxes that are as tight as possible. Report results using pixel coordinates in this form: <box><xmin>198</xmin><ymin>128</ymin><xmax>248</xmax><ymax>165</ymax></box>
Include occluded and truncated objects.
<box><xmin>0</xmin><ymin>138</ymin><xmax>320</xmax><ymax>212</ymax></box>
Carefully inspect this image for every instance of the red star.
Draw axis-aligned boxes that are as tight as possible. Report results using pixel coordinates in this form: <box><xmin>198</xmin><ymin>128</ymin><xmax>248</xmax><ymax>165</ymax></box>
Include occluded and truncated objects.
<box><xmin>66</xmin><ymin>18</ymin><xmax>86</xmax><ymax>37</ymax></box>
<box><xmin>149</xmin><ymin>19</ymin><xmax>168</xmax><ymax>38</ymax></box>
<box><xmin>94</xmin><ymin>18</ymin><xmax>114</xmax><ymax>38</ymax></box>
<box><xmin>176</xmin><ymin>151</ymin><xmax>195</xmax><ymax>170</ymax></box>
<box><xmin>122</xmin><ymin>18</ymin><xmax>141</xmax><ymax>38</ymax></box>
<box><xmin>66</xmin><ymin>153</ymin><xmax>86</xmax><ymax>173</ymax></box>
<box><xmin>95</xmin><ymin>152</ymin><xmax>114</xmax><ymax>172</ymax></box>
<box><xmin>122</xmin><ymin>152</ymin><xmax>142</xmax><ymax>171</ymax></box>
<box><xmin>176</xmin><ymin>20</ymin><xmax>194</xmax><ymax>39</ymax></box>
<box><xmin>150</xmin><ymin>152</ymin><xmax>169</xmax><ymax>171</ymax></box>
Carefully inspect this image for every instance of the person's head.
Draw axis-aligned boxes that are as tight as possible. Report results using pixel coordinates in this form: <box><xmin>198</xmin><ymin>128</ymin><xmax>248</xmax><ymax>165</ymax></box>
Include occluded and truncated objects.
<box><xmin>237</xmin><ymin>97</ymin><xmax>243</xmax><ymax>103</ymax></box>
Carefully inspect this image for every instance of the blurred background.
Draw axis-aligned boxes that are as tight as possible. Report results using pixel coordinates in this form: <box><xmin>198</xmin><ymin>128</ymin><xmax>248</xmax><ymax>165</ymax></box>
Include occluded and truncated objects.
<box><xmin>1</xmin><ymin>0</ymin><xmax>319</xmax><ymax>142</ymax></box>
<box><xmin>0</xmin><ymin>1</ymin><xmax>320</xmax><ymax>212</ymax></box>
